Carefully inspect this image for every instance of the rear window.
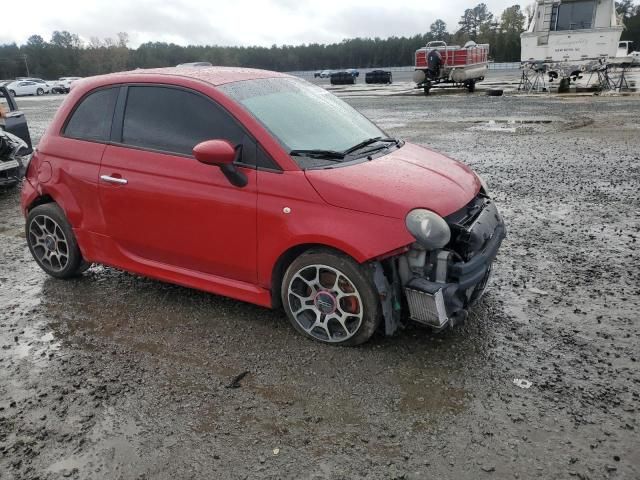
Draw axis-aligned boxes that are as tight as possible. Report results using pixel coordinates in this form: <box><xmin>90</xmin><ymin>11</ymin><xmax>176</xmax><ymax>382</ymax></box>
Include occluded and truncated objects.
<box><xmin>64</xmin><ymin>88</ymin><xmax>119</xmax><ymax>142</ymax></box>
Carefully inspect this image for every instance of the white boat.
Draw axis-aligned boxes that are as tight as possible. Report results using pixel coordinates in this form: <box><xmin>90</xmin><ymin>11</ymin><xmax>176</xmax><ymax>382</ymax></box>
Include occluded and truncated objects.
<box><xmin>521</xmin><ymin>0</ymin><xmax>624</xmax><ymax>76</ymax></box>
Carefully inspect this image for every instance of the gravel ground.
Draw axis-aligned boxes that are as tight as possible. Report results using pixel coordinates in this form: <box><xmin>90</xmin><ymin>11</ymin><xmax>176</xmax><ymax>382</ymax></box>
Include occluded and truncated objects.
<box><xmin>1</xmin><ymin>89</ymin><xmax>639</xmax><ymax>480</ymax></box>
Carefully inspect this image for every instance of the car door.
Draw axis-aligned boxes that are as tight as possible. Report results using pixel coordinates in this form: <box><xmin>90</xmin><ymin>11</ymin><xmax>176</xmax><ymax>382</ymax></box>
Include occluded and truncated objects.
<box><xmin>98</xmin><ymin>84</ymin><xmax>258</xmax><ymax>283</ymax></box>
<box><xmin>0</xmin><ymin>86</ymin><xmax>32</xmax><ymax>151</ymax></box>
<box><xmin>15</xmin><ymin>82</ymin><xmax>30</xmax><ymax>96</ymax></box>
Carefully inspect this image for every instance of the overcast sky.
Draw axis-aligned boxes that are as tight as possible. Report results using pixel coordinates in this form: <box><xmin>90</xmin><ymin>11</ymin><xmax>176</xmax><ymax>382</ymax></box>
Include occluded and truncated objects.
<box><xmin>2</xmin><ymin>0</ymin><xmax>522</xmax><ymax>48</ymax></box>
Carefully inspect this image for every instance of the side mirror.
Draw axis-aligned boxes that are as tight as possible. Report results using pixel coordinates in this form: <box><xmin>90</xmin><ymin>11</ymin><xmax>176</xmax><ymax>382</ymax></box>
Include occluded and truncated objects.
<box><xmin>193</xmin><ymin>139</ymin><xmax>248</xmax><ymax>188</ymax></box>
<box><xmin>193</xmin><ymin>140</ymin><xmax>236</xmax><ymax>166</ymax></box>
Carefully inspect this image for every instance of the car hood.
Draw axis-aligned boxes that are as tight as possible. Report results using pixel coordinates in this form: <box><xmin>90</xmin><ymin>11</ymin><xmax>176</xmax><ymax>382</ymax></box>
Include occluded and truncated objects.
<box><xmin>304</xmin><ymin>142</ymin><xmax>480</xmax><ymax>219</ymax></box>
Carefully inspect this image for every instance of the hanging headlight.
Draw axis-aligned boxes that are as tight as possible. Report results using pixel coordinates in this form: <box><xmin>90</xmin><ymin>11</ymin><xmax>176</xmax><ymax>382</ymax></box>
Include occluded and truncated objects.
<box><xmin>405</xmin><ymin>209</ymin><xmax>451</xmax><ymax>250</ymax></box>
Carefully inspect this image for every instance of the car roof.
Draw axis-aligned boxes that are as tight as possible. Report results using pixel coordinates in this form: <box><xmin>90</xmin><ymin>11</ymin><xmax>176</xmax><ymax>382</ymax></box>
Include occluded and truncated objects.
<box><xmin>85</xmin><ymin>66</ymin><xmax>290</xmax><ymax>89</ymax></box>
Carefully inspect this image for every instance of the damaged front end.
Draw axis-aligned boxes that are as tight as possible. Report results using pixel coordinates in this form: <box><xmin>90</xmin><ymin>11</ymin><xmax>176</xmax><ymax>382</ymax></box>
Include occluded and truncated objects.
<box><xmin>375</xmin><ymin>194</ymin><xmax>506</xmax><ymax>334</ymax></box>
<box><xmin>0</xmin><ymin>130</ymin><xmax>30</xmax><ymax>187</ymax></box>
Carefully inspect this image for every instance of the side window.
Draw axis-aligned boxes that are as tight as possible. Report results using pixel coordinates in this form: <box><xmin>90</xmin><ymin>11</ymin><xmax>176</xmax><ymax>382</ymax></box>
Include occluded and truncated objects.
<box><xmin>121</xmin><ymin>86</ymin><xmax>244</xmax><ymax>157</ymax></box>
<box><xmin>64</xmin><ymin>88</ymin><xmax>119</xmax><ymax>142</ymax></box>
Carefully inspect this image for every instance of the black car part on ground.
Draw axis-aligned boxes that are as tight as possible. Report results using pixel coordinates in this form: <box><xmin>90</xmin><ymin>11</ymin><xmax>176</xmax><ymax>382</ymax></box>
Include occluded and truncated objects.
<box><xmin>330</xmin><ymin>71</ymin><xmax>355</xmax><ymax>85</ymax></box>
<box><xmin>1</xmin><ymin>86</ymin><xmax>33</xmax><ymax>152</ymax></box>
<box><xmin>0</xmin><ymin>130</ymin><xmax>29</xmax><ymax>187</ymax></box>
<box><xmin>365</xmin><ymin>70</ymin><xmax>393</xmax><ymax>84</ymax></box>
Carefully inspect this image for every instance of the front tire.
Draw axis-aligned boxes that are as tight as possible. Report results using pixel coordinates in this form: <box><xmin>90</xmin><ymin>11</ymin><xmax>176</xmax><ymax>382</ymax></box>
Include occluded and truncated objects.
<box><xmin>282</xmin><ymin>250</ymin><xmax>381</xmax><ymax>346</ymax></box>
<box><xmin>26</xmin><ymin>203</ymin><xmax>90</xmax><ymax>279</ymax></box>
<box><xmin>36</xmin><ymin>88</ymin><xmax>44</xmax><ymax>96</ymax></box>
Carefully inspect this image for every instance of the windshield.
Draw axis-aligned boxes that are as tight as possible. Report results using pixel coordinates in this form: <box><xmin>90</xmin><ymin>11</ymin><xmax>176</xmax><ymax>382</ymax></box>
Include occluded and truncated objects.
<box><xmin>219</xmin><ymin>77</ymin><xmax>386</xmax><ymax>165</ymax></box>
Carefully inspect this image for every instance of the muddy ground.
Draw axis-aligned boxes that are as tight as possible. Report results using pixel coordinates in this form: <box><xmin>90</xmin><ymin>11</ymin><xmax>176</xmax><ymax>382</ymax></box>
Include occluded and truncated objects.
<box><xmin>1</xmin><ymin>89</ymin><xmax>639</xmax><ymax>480</ymax></box>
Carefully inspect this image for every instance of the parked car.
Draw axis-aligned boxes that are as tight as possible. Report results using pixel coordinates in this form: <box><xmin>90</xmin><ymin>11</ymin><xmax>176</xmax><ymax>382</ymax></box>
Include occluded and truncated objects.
<box><xmin>20</xmin><ymin>78</ymin><xmax>52</xmax><ymax>93</ymax></box>
<box><xmin>5</xmin><ymin>80</ymin><xmax>48</xmax><ymax>97</ymax></box>
<box><xmin>319</xmin><ymin>70</ymin><xmax>332</xmax><ymax>78</ymax></box>
<box><xmin>330</xmin><ymin>71</ymin><xmax>356</xmax><ymax>85</ymax></box>
<box><xmin>365</xmin><ymin>70</ymin><xmax>393</xmax><ymax>84</ymax></box>
<box><xmin>52</xmin><ymin>77</ymin><xmax>83</xmax><ymax>94</ymax></box>
<box><xmin>313</xmin><ymin>71</ymin><xmax>322</xmax><ymax>78</ymax></box>
<box><xmin>346</xmin><ymin>68</ymin><xmax>360</xmax><ymax>77</ymax></box>
<box><xmin>21</xmin><ymin>67</ymin><xmax>505</xmax><ymax>346</ymax></box>
<box><xmin>0</xmin><ymin>86</ymin><xmax>32</xmax><ymax>149</ymax></box>
<box><xmin>1</xmin><ymin>86</ymin><xmax>32</xmax><ymax>186</ymax></box>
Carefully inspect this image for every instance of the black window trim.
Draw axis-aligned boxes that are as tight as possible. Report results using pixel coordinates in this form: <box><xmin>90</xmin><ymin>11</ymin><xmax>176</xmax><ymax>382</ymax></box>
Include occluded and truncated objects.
<box><xmin>109</xmin><ymin>82</ymin><xmax>282</xmax><ymax>172</ymax></box>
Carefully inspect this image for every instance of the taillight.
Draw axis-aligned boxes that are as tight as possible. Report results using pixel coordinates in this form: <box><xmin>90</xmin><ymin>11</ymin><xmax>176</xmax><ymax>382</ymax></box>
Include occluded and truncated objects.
<box><xmin>24</xmin><ymin>149</ymin><xmax>38</xmax><ymax>182</ymax></box>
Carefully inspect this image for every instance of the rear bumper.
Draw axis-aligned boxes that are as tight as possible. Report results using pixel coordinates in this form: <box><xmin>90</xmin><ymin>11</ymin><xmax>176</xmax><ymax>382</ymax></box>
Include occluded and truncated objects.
<box><xmin>404</xmin><ymin>203</ymin><xmax>506</xmax><ymax>329</ymax></box>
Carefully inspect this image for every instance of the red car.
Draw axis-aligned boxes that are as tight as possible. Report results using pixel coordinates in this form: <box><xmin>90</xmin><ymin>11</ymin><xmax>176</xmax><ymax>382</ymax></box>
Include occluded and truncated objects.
<box><xmin>21</xmin><ymin>67</ymin><xmax>505</xmax><ymax>346</ymax></box>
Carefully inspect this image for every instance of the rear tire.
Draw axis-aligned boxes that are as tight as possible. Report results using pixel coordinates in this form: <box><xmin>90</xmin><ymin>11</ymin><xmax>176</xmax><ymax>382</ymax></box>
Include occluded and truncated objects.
<box><xmin>467</xmin><ymin>81</ymin><xmax>476</xmax><ymax>93</ymax></box>
<box><xmin>26</xmin><ymin>203</ymin><xmax>90</xmax><ymax>279</ymax></box>
<box><xmin>281</xmin><ymin>250</ymin><xmax>381</xmax><ymax>346</ymax></box>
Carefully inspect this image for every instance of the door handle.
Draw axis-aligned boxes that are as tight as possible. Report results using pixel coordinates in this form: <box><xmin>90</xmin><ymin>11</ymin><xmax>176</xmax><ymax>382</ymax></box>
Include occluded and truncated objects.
<box><xmin>100</xmin><ymin>175</ymin><xmax>128</xmax><ymax>185</ymax></box>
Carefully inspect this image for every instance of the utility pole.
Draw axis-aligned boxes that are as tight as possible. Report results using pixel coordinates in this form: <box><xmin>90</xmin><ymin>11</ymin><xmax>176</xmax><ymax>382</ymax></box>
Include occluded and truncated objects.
<box><xmin>22</xmin><ymin>55</ymin><xmax>30</xmax><ymax>77</ymax></box>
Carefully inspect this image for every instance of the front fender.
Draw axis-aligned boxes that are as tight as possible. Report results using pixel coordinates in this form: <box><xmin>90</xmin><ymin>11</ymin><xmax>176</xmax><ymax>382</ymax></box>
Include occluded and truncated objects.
<box><xmin>257</xmin><ymin>200</ymin><xmax>413</xmax><ymax>288</ymax></box>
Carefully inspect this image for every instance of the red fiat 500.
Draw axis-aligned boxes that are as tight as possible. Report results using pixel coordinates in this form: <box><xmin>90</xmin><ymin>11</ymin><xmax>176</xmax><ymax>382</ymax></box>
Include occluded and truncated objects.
<box><xmin>21</xmin><ymin>67</ymin><xmax>505</xmax><ymax>346</ymax></box>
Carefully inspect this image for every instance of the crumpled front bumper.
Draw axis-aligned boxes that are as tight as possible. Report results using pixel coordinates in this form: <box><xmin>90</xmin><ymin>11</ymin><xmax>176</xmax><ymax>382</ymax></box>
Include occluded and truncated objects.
<box><xmin>404</xmin><ymin>201</ymin><xmax>506</xmax><ymax>329</ymax></box>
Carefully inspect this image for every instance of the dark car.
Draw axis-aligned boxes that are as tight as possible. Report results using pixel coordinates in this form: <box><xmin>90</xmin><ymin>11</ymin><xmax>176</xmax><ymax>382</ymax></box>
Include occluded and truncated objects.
<box><xmin>329</xmin><ymin>71</ymin><xmax>356</xmax><ymax>85</ymax></box>
<box><xmin>1</xmin><ymin>86</ymin><xmax>33</xmax><ymax>186</ymax></box>
<box><xmin>365</xmin><ymin>70</ymin><xmax>393</xmax><ymax>84</ymax></box>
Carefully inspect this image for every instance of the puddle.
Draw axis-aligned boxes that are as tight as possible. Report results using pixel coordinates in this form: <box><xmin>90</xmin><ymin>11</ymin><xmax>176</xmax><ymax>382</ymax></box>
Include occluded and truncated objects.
<box><xmin>472</xmin><ymin>119</ymin><xmax>554</xmax><ymax>124</ymax></box>
<box><xmin>466</xmin><ymin>117</ymin><xmax>563</xmax><ymax>134</ymax></box>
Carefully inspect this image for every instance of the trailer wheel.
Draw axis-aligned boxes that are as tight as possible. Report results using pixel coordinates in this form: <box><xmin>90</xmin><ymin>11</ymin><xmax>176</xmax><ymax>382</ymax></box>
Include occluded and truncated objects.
<box><xmin>466</xmin><ymin>81</ymin><xmax>476</xmax><ymax>93</ymax></box>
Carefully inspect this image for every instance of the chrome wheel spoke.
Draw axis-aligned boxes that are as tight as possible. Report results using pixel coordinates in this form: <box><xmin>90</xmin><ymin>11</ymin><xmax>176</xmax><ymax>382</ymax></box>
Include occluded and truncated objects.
<box><xmin>292</xmin><ymin>268</ymin><xmax>319</xmax><ymax>291</ymax></box>
<box><xmin>289</xmin><ymin>290</ymin><xmax>314</xmax><ymax>303</ymax></box>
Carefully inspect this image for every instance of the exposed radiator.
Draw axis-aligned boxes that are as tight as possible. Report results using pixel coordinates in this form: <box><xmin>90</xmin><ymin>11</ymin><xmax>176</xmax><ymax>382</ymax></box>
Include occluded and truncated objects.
<box><xmin>405</xmin><ymin>288</ymin><xmax>449</xmax><ymax>328</ymax></box>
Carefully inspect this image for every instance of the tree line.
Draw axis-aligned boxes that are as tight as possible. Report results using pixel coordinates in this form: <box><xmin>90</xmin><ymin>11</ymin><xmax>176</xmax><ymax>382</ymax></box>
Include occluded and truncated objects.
<box><xmin>0</xmin><ymin>2</ymin><xmax>639</xmax><ymax>79</ymax></box>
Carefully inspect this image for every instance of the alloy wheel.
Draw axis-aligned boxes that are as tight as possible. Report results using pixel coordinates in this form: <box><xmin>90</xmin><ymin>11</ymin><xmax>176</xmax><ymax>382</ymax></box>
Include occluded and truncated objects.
<box><xmin>28</xmin><ymin>214</ymin><xmax>70</xmax><ymax>272</ymax></box>
<box><xmin>287</xmin><ymin>264</ymin><xmax>363</xmax><ymax>343</ymax></box>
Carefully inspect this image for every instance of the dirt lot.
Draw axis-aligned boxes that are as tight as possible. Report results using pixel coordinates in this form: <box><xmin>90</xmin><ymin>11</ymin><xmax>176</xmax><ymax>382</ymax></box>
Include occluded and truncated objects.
<box><xmin>1</xmin><ymin>89</ymin><xmax>639</xmax><ymax>480</ymax></box>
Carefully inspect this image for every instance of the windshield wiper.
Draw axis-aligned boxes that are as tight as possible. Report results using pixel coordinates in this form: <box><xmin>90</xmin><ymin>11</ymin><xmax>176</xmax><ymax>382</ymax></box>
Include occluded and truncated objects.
<box><xmin>289</xmin><ymin>149</ymin><xmax>345</xmax><ymax>160</ymax></box>
<box><xmin>342</xmin><ymin>137</ymin><xmax>399</xmax><ymax>155</ymax></box>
